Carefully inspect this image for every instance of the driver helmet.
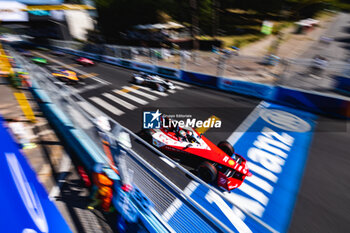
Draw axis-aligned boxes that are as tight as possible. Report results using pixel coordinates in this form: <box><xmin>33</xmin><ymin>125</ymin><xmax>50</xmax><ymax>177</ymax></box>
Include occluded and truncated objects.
<box><xmin>179</xmin><ymin>130</ymin><xmax>186</xmax><ymax>137</ymax></box>
<box><xmin>187</xmin><ymin>131</ymin><xmax>193</xmax><ymax>137</ymax></box>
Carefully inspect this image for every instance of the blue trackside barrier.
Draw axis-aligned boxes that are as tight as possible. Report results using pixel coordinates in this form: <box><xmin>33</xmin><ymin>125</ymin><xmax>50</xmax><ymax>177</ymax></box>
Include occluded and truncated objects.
<box><xmin>218</xmin><ymin>77</ymin><xmax>276</xmax><ymax>100</ymax></box>
<box><xmin>335</xmin><ymin>75</ymin><xmax>350</xmax><ymax>96</ymax></box>
<box><xmin>273</xmin><ymin>86</ymin><xmax>350</xmax><ymax>118</ymax></box>
<box><xmin>181</xmin><ymin>71</ymin><xmax>219</xmax><ymax>88</ymax></box>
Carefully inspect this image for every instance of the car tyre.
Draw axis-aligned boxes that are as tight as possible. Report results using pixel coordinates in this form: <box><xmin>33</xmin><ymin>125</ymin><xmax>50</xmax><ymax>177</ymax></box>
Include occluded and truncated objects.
<box><xmin>217</xmin><ymin>141</ymin><xmax>234</xmax><ymax>156</ymax></box>
<box><xmin>156</xmin><ymin>84</ymin><xmax>165</xmax><ymax>92</ymax></box>
<box><xmin>198</xmin><ymin>161</ymin><xmax>217</xmax><ymax>183</ymax></box>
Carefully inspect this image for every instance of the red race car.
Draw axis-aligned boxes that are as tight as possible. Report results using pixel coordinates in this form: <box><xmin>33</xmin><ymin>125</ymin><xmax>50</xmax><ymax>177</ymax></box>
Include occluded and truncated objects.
<box><xmin>76</xmin><ymin>57</ymin><xmax>94</xmax><ymax>66</ymax></box>
<box><xmin>141</xmin><ymin>116</ymin><xmax>251</xmax><ymax>191</ymax></box>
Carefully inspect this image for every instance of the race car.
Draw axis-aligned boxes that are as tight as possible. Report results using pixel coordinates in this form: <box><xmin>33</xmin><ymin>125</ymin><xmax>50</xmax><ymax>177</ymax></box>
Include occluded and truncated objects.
<box><xmin>132</xmin><ymin>72</ymin><xmax>175</xmax><ymax>92</ymax></box>
<box><xmin>140</xmin><ymin>116</ymin><xmax>251</xmax><ymax>191</ymax></box>
<box><xmin>31</xmin><ymin>57</ymin><xmax>48</xmax><ymax>65</ymax></box>
<box><xmin>75</xmin><ymin>57</ymin><xmax>95</xmax><ymax>66</ymax></box>
<box><xmin>51</xmin><ymin>69</ymin><xmax>80</xmax><ymax>84</ymax></box>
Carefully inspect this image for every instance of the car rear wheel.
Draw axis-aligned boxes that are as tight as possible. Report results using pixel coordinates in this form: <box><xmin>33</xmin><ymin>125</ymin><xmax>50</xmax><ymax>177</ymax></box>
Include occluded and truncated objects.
<box><xmin>198</xmin><ymin>161</ymin><xmax>217</xmax><ymax>183</ymax></box>
<box><xmin>156</xmin><ymin>84</ymin><xmax>165</xmax><ymax>92</ymax></box>
<box><xmin>217</xmin><ymin>141</ymin><xmax>234</xmax><ymax>156</ymax></box>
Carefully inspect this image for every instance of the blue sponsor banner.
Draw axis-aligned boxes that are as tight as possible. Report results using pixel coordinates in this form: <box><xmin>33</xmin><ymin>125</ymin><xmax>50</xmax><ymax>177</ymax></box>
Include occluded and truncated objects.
<box><xmin>157</xmin><ymin>66</ymin><xmax>181</xmax><ymax>80</ymax></box>
<box><xmin>275</xmin><ymin>86</ymin><xmax>350</xmax><ymax>118</ymax></box>
<box><xmin>0</xmin><ymin>116</ymin><xmax>71</xmax><ymax>233</ymax></box>
<box><xmin>218</xmin><ymin>78</ymin><xmax>276</xmax><ymax>100</ymax></box>
<box><xmin>131</xmin><ymin>61</ymin><xmax>157</xmax><ymax>73</ymax></box>
<box><xmin>335</xmin><ymin>75</ymin><xmax>350</xmax><ymax>94</ymax></box>
<box><xmin>169</xmin><ymin>102</ymin><xmax>316</xmax><ymax>233</ymax></box>
<box><xmin>181</xmin><ymin>71</ymin><xmax>218</xmax><ymax>87</ymax></box>
<box><xmin>226</xmin><ymin>102</ymin><xmax>316</xmax><ymax>232</ymax></box>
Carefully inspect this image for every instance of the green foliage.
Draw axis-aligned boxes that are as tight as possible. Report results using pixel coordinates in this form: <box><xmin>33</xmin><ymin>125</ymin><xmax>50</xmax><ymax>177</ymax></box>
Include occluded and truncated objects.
<box><xmin>92</xmin><ymin>0</ymin><xmax>346</xmax><ymax>42</ymax></box>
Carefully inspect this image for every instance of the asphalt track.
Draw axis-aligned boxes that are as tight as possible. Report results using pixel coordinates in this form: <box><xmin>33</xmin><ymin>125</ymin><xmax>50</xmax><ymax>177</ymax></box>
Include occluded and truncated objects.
<box><xmin>32</xmin><ymin>49</ymin><xmax>350</xmax><ymax>233</ymax></box>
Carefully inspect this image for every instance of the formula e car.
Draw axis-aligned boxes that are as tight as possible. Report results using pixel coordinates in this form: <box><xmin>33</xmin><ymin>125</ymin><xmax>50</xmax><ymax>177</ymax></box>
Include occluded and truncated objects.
<box><xmin>140</xmin><ymin>116</ymin><xmax>251</xmax><ymax>191</ymax></box>
<box><xmin>132</xmin><ymin>72</ymin><xmax>175</xmax><ymax>92</ymax></box>
<box><xmin>75</xmin><ymin>57</ymin><xmax>94</xmax><ymax>66</ymax></box>
<box><xmin>31</xmin><ymin>57</ymin><xmax>48</xmax><ymax>65</ymax></box>
<box><xmin>51</xmin><ymin>69</ymin><xmax>80</xmax><ymax>84</ymax></box>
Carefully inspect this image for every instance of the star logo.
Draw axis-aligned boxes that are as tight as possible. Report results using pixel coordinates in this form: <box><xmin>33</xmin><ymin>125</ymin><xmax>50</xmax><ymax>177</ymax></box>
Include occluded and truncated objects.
<box><xmin>150</xmin><ymin>109</ymin><xmax>162</xmax><ymax>122</ymax></box>
<box><xmin>143</xmin><ymin>109</ymin><xmax>162</xmax><ymax>129</ymax></box>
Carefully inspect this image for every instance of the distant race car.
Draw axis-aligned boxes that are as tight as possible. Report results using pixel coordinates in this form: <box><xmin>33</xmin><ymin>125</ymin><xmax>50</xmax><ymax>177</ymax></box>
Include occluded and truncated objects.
<box><xmin>75</xmin><ymin>57</ymin><xmax>94</xmax><ymax>66</ymax></box>
<box><xmin>51</xmin><ymin>69</ymin><xmax>80</xmax><ymax>84</ymax></box>
<box><xmin>132</xmin><ymin>72</ymin><xmax>175</xmax><ymax>92</ymax></box>
<box><xmin>51</xmin><ymin>50</ymin><xmax>65</xmax><ymax>56</ymax></box>
<box><xmin>140</xmin><ymin>115</ymin><xmax>251</xmax><ymax>191</ymax></box>
<box><xmin>31</xmin><ymin>57</ymin><xmax>48</xmax><ymax>65</ymax></box>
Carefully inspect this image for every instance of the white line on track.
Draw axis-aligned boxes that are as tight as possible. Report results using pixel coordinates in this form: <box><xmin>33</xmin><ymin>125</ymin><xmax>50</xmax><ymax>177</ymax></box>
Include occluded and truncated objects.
<box><xmin>102</xmin><ymin>93</ymin><xmax>137</xmax><ymax>110</ymax></box>
<box><xmin>32</xmin><ymin>51</ymin><xmax>111</xmax><ymax>85</ymax></box>
<box><xmin>174</xmin><ymin>85</ymin><xmax>184</xmax><ymax>90</ymax></box>
<box><xmin>90</xmin><ymin>97</ymin><xmax>124</xmax><ymax>116</ymax></box>
<box><xmin>226</xmin><ymin>101</ymin><xmax>269</xmax><ymax>146</ymax></box>
<box><xmin>171</xmin><ymin>80</ymin><xmax>191</xmax><ymax>87</ymax></box>
<box><xmin>74</xmin><ymin>83</ymin><xmax>105</xmax><ymax>94</ymax></box>
<box><xmin>159</xmin><ymin>157</ymin><xmax>176</xmax><ymax>168</ymax></box>
<box><xmin>121</xmin><ymin>86</ymin><xmax>158</xmax><ymax>100</ymax></box>
<box><xmin>133</xmin><ymin>85</ymin><xmax>168</xmax><ymax>96</ymax></box>
<box><xmin>113</xmin><ymin>90</ymin><xmax>149</xmax><ymax>105</ymax></box>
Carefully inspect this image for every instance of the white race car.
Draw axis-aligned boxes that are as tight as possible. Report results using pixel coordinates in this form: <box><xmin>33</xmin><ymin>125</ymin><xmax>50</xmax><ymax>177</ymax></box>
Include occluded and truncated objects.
<box><xmin>132</xmin><ymin>72</ymin><xmax>175</xmax><ymax>92</ymax></box>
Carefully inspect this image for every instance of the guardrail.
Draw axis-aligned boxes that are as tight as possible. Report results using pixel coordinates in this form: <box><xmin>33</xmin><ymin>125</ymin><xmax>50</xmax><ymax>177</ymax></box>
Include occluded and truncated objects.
<box><xmin>10</xmin><ymin>48</ymin><xmax>270</xmax><ymax>233</ymax></box>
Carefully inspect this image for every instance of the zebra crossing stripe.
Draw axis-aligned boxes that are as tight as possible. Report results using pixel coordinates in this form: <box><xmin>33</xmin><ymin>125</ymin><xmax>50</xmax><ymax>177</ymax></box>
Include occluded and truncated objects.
<box><xmin>102</xmin><ymin>93</ymin><xmax>137</xmax><ymax>110</ymax></box>
<box><xmin>90</xmin><ymin>97</ymin><xmax>124</xmax><ymax>116</ymax></box>
<box><xmin>113</xmin><ymin>90</ymin><xmax>149</xmax><ymax>105</ymax></box>
<box><xmin>134</xmin><ymin>85</ymin><xmax>168</xmax><ymax>97</ymax></box>
<box><xmin>171</xmin><ymin>80</ymin><xmax>191</xmax><ymax>87</ymax></box>
<box><xmin>122</xmin><ymin>86</ymin><xmax>159</xmax><ymax>100</ymax></box>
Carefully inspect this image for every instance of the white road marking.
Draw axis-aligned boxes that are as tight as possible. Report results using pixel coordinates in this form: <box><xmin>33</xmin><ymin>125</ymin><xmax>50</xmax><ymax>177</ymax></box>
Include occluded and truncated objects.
<box><xmin>77</xmin><ymin>101</ymin><xmax>101</xmax><ymax>118</ymax></box>
<box><xmin>171</xmin><ymin>80</ymin><xmax>191</xmax><ymax>87</ymax></box>
<box><xmin>102</xmin><ymin>93</ymin><xmax>137</xmax><ymax>110</ymax></box>
<box><xmin>113</xmin><ymin>90</ymin><xmax>148</xmax><ymax>105</ymax></box>
<box><xmin>90</xmin><ymin>97</ymin><xmax>124</xmax><ymax>116</ymax></box>
<box><xmin>122</xmin><ymin>86</ymin><xmax>158</xmax><ymax>100</ymax></box>
<box><xmin>134</xmin><ymin>85</ymin><xmax>168</xmax><ymax>96</ymax></box>
<box><xmin>168</xmin><ymin>89</ymin><xmax>176</xmax><ymax>94</ymax></box>
<box><xmin>32</xmin><ymin>51</ymin><xmax>111</xmax><ymax>85</ymax></box>
<box><xmin>159</xmin><ymin>157</ymin><xmax>176</xmax><ymax>168</ymax></box>
<box><xmin>175</xmin><ymin>86</ymin><xmax>184</xmax><ymax>90</ymax></box>
<box><xmin>75</xmin><ymin>83</ymin><xmax>105</xmax><ymax>94</ymax></box>
<box><xmin>227</xmin><ymin>101</ymin><xmax>269</xmax><ymax>146</ymax></box>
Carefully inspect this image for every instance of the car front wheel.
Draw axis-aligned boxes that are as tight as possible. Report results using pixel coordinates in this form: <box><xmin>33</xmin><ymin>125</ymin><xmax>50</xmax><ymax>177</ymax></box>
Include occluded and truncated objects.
<box><xmin>198</xmin><ymin>161</ymin><xmax>217</xmax><ymax>183</ymax></box>
<box><xmin>217</xmin><ymin>141</ymin><xmax>234</xmax><ymax>156</ymax></box>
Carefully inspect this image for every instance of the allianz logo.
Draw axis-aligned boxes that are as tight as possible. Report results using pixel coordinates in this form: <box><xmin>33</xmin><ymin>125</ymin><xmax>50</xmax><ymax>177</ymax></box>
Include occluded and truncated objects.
<box><xmin>205</xmin><ymin>109</ymin><xmax>311</xmax><ymax>232</ymax></box>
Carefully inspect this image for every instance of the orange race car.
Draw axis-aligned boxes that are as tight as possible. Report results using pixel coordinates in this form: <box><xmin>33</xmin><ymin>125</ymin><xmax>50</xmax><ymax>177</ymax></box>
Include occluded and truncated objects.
<box><xmin>51</xmin><ymin>69</ymin><xmax>80</xmax><ymax>84</ymax></box>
